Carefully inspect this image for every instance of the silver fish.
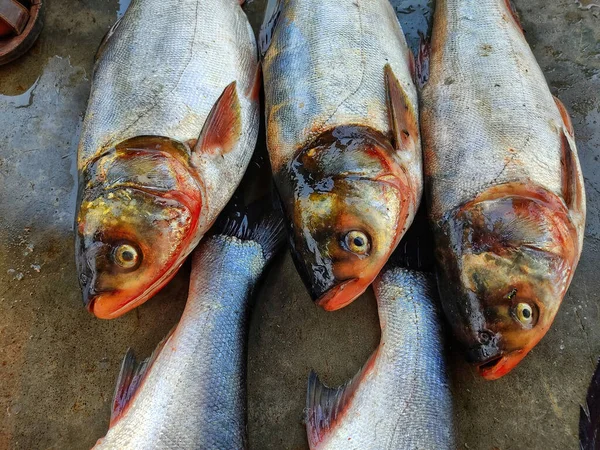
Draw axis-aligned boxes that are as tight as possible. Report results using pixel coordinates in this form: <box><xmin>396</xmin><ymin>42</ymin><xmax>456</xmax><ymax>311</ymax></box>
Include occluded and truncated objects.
<box><xmin>421</xmin><ymin>0</ymin><xmax>586</xmax><ymax>379</ymax></box>
<box><xmin>306</xmin><ymin>266</ymin><xmax>454</xmax><ymax>449</ymax></box>
<box><xmin>261</xmin><ymin>0</ymin><xmax>422</xmax><ymax>312</ymax></box>
<box><xmin>76</xmin><ymin>0</ymin><xmax>261</xmax><ymax>319</ymax></box>
<box><xmin>93</xmin><ymin>215</ymin><xmax>284</xmax><ymax>449</ymax></box>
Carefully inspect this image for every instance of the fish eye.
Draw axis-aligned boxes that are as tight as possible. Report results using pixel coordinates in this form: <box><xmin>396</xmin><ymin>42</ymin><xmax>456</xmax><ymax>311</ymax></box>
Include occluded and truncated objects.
<box><xmin>343</xmin><ymin>231</ymin><xmax>370</xmax><ymax>256</ymax></box>
<box><xmin>112</xmin><ymin>243</ymin><xmax>141</xmax><ymax>270</ymax></box>
<box><xmin>513</xmin><ymin>302</ymin><xmax>536</xmax><ymax>327</ymax></box>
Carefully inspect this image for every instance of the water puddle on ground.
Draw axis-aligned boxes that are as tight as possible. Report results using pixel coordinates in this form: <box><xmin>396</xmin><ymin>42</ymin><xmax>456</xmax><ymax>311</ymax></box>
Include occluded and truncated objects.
<box><xmin>0</xmin><ymin>76</ymin><xmax>40</xmax><ymax>108</ymax></box>
<box><xmin>577</xmin><ymin>0</ymin><xmax>600</xmax><ymax>9</ymax></box>
<box><xmin>118</xmin><ymin>0</ymin><xmax>133</xmax><ymax>18</ymax></box>
<box><xmin>391</xmin><ymin>0</ymin><xmax>434</xmax><ymax>55</ymax></box>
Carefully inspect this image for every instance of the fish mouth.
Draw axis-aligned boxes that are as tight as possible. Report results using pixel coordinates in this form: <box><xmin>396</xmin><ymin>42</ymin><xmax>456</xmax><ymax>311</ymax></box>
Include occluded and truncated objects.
<box><xmin>476</xmin><ymin>351</ymin><xmax>525</xmax><ymax>380</ymax></box>
<box><xmin>316</xmin><ymin>278</ymin><xmax>362</xmax><ymax>311</ymax></box>
<box><xmin>82</xmin><ymin>263</ymin><xmax>181</xmax><ymax>320</ymax></box>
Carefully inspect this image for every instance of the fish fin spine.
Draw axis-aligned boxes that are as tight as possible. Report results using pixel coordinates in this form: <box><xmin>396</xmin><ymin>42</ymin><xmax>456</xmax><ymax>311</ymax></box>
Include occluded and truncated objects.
<box><xmin>193</xmin><ymin>81</ymin><xmax>242</xmax><ymax>157</ymax></box>
<box><xmin>259</xmin><ymin>0</ymin><xmax>283</xmax><ymax>57</ymax></box>
<box><xmin>110</xmin><ymin>330</ymin><xmax>174</xmax><ymax>426</ymax></box>
<box><xmin>384</xmin><ymin>64</ymin><xmax>419</xmax><ymax>155</ymax></box>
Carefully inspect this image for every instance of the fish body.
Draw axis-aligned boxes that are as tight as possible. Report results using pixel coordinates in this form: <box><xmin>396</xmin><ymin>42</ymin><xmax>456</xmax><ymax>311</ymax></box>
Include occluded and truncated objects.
<box><xmin>76</xmin><ymin>0</ymin><xmax>260</xmax><ymax>319</ymax></box>
<box><xmin>261</xmin><ymin>0</ymin><xmax>422</xmax><ymax>310</ymax></box>
<box><xmin>94</xmin><ymin>216</ymin><xmax>284</xmax><ymax>449</ymax></box>
<box><xmin>306</xmin><ymin>267</ymin><xmax>454</xmax><ymax>449</ymax></box>
<box><xmin>421</xmin><ymin>0</ymin><xmax>586</xmax><ymax>378</ymax></box>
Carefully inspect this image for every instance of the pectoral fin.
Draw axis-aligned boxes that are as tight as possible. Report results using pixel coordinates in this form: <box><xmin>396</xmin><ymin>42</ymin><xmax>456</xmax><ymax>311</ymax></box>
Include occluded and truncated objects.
<box><xmin>193</xmin><ymin>81</ymin><xmax>242</xmax><ymax>156</ymax></box>
<box><xmin>385</xmin><ymin>64</ymin><xmax>419</xmax><ymax>155</ymax></box>
<box><xmin>553</xmin><ymin>96</ymin><xmax>575</xmax><ymax>137</ymax></box>
<box><xmin>306</xmin><ymin>352</ymin><xmax>376</xmax><ymax>447</ymax></box>
<box><xmin>560</xmin><ymin>129</ymin><xmax>585</xmax><ymax>216</ymax></box>
<box><xmin>110</xmin><ymin>329</ymin><xmax>174</xmax><ymax>426</ymax></box>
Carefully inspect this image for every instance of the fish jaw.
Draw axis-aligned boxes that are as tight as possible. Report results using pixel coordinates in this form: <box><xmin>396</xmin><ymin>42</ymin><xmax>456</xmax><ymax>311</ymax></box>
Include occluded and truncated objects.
<box><xmin>435</xmin><ymin>182</ymin><xmax>581</xmax><ymax>378</ymax></box>
<box><xmin>76</xmin><ymin>137</ymin><xmax>204</xmax><ymax>319</ymax></box>
<box><xmin>316</xmin><ymin>278</ymin><xmax>360</xmax><ymax>311</ymax></box>
<box><xmin>278</xmin><ymin>125</ymin><xmax>418</xmax><ymax>310</ymax></box>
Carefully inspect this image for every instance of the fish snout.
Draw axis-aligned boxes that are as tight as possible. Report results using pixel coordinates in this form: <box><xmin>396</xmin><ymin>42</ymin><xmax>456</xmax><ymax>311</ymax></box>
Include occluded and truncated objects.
<box><xmin>465</xmin><ymin>330</ymin><xmax>502</xmax><ymax>364</ymax></box>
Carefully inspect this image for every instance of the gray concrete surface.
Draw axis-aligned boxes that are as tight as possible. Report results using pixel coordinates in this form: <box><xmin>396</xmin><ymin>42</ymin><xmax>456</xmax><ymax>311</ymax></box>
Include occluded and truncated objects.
<box><xmin>0</xmin><ymin>0</ymin><xmax>597</xmax><ymax>449</ymax></box>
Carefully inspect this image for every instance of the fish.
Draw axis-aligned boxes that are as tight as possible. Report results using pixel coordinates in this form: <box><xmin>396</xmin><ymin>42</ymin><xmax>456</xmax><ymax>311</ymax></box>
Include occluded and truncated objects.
<box><xmin>75</xmin><ymin>0</ymin><xmax>261</xmax><ymax>319</ymax></box>
<box><xmin>580</xmin><ymin>359</ymin><xmax>600</xmax><ymax>450</ymax></box>
<box><xmin>420</xmin><ymin>0</ymin><xmax>586</xmax><ymax>379</ymax></box>
<box><xmin>93</xmin><ymin>208</ymin><xmax>285</xmax><ymax>449</ymax></box>
<box><xmin>306</xmin><ymin>227</ymin><xmax>455</xmax><ymax>449</ymax></box>
<box><xmin>260</xmin><ymin>0</ymin><xmax>422</xmax><ymax>311</ymax></box>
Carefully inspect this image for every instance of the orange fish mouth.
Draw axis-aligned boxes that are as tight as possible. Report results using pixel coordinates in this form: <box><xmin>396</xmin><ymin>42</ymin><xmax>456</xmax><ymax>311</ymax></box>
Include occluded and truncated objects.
<box><xmin>83</xmin><ymin>260</ymin><xmax>183</xmax><ymax>319</ymax></box>
<box><xmin>316</xmin><ymin>278</ymin><xmax>364</xmax><ymax>311</ymax></box>
<box><xmin>476</xmin><ymin>350</ymin><xmax>526</xmax><ymax>380</ymax></box>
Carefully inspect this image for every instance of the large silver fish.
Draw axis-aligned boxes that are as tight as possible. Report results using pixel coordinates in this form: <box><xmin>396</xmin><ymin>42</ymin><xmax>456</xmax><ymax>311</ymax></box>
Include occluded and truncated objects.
<box><xmin>421</xmin><ymin>0</ymin><xmax>586</xmax><ymax>379</ymax></box>
<box><xmin>93</xmin><ymin>213</ymin><xmax>284</xmax><ymax>449</ymax></box>
<box><xmin>261</xmin><ymin>0</ymin><xmax>422</xmax><ymax>311</ymax></box>
<box><xmin>306</xmin><ymin>263</ymin><xmax>454</xmax><ymax>449</ymax></box>
<box><xmin>75</xmin><ymin>0</ymin><xmax>260</xmax><ymax>319</ymax></box>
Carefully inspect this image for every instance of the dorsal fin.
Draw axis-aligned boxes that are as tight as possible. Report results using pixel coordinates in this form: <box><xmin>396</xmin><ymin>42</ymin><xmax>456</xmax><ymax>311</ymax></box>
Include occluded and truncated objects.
<box><xmin>580</xmin><ymin>359</ymin><xmax>600</xmax><ymax>450</ymax></box>
<box><xmin>259</xmin><ymin>0</ymin><xmax>283</xmax><ymax>57</ymax></box>
<box><xmin>193</xmin><ymin>81</ymin><xmax>242</xmax><ymax>157</ymax></box>
<box><xmin>306</xmin><ymin>352</ymin><xmax>376</xmax><ymax>447</ymax></box>
<box><xmin>110</xmin><ymin>329</ymin><xmax>174</xmax><ymax>426</ymax></box>
<box><xmin>554</xmin><ymin>95</ymin><xmax>575</xmax><ymax>137</ymax></box>
<box><xmin>560</xmin><ymin>128</ymin><xmax>584</xmax><ymax>215</ymax></box>
<box><xmin>384</xmin><ymin>64</ymin><xmax>419</xmax><ymax>155</ymax></box>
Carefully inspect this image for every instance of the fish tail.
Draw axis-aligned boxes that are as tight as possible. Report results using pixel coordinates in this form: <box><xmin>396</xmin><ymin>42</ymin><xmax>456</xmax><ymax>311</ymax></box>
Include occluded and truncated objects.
<box><xmin>580</xmin><ymin>358</ymin><xmax>600</xmax><ymax>449</ymax></box>
<box><xmin>215</xmin><ymin>197</ymin><xmax>286</xmax><ymax>261</ymax></box>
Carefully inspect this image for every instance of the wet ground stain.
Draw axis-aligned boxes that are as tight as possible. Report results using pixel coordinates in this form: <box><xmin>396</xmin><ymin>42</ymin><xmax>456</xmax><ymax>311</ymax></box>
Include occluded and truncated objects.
<box><xmin>0</xmin><ymin>0</ymin><xmax>598</xmax><ymax>449</ymax></box>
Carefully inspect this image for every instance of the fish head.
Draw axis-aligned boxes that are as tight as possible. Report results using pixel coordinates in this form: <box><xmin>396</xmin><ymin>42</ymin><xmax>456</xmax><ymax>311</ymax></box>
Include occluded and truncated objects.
<box><xmin>279</xmin><ymin>126</ymin><xmax>416</xmax><ymax>311</ymax></box>
<box><xmin>436</xmin><ymin>185</ymin><xmax>580</xmax><ymax>380</ymax></box>
<box><xmin>76</xmin><ymin>137</ymin><xmax>203</xmax><ymax>319</ymax></box>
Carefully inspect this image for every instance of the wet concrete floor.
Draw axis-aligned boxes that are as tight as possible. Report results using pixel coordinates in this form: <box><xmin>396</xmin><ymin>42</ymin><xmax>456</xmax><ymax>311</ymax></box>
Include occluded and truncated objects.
<box><xmin>0</xmin><ymin>0</ymin><xmax>598</xmax><ymax>449</ymax></box>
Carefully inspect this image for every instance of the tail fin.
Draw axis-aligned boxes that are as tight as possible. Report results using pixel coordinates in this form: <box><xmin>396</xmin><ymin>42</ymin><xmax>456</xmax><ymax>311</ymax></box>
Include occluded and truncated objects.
<box><xmin>385</xmin><ymin>204</ymin><xmax>435</xmax><ymax>273</ymax></box>
<box><xmin>213</xmin><ymin>197</ymin><xmax>286</xmax><ymax>261</ymax></box>
<box><xmin>580</xmin><ymin>359</ymin><xmax>600</xmax><ymax>449</ymax></box>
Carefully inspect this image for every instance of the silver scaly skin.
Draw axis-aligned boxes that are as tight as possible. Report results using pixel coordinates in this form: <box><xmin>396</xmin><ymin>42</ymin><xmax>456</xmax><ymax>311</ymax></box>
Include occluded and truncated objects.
<box><xmin>421</xmin><ymin>0</ymin><xmax>586</xmax><ymax>378</ymax></box>
<box><xmin>94</xmin><ymin>224</ymin><xmax>281</xmax><ymax>449</ymax></box>
<box><xmin>75</xmin><ymin>0</ymin><xmax>260</xmax><ymax>319</ymax></box>
<box><xmin>306</xmin><ymin>268</ymin><xmax>454</xmax><ymax>450</ymax></box>
<box><xmin>80</xmin><ymin>0</ymin><xmax>259</xmax><ymax>230</ymax></box>
<box><xmin>261</xmin><ymin>0</ymin><xmax>422</xmax><ymax>311</ymax></box>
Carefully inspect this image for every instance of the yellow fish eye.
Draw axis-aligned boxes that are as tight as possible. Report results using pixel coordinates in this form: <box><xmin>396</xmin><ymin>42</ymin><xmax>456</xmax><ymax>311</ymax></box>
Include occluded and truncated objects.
<box><xmin>344</xmin><ymin>231</ymin><xmax>370</xmax><ymax>256</ymax></box>
<box><xmin>514</xmin><ymin>302</ymin><xmax>534</xmax><ymax>326</ymax></box>
<box><xmin>113</xmin><ymin>243</ymin><xmax>141</xmax><ymax>270</ymax></box>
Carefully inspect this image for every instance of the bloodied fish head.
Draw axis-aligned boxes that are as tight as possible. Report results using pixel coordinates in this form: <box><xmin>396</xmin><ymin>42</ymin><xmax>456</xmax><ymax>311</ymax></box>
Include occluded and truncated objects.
<box><xmin>76</xmin><ymin>137</ymin><xmax>203</xmax><ymax>319</ymax></box>
<box><xmin>279</xmin><ymin>126</ymin><xmax>417</xmax><ymax>311</ymax></box>
<box><xmin>436</xmin><ymin>184</ymin><xmax>580</xmax><ymax>380</ymax></box>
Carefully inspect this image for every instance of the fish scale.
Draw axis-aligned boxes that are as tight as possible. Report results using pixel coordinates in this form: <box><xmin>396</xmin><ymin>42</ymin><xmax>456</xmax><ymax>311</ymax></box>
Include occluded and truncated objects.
<box><xmin>261</xmin><ymin>0</ymin><xmax>423</xmax><ymax>310</ymax></box>
<box><xmin>306</xmin><ymin>268</ymin><xmax>454</xmax><ymax>449</ymax></box>
<box><xmin>422</xmin><ymin>0</ymin><xmax>574</xmax><ymax>216</ymax></box>
<box><xmin>94</xmin><ymin>235</ymin><xmax>268</xmax><ymax>449</ymax></box>
<box><xmin>75</xmin><ymin>0</ymin><xmax>260</xmax><ymax>319</ymax></box>
<box><xmin>421</xmin><ymin>0</ymin><xmax>586</xmax><ymax>378</ymax></box>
